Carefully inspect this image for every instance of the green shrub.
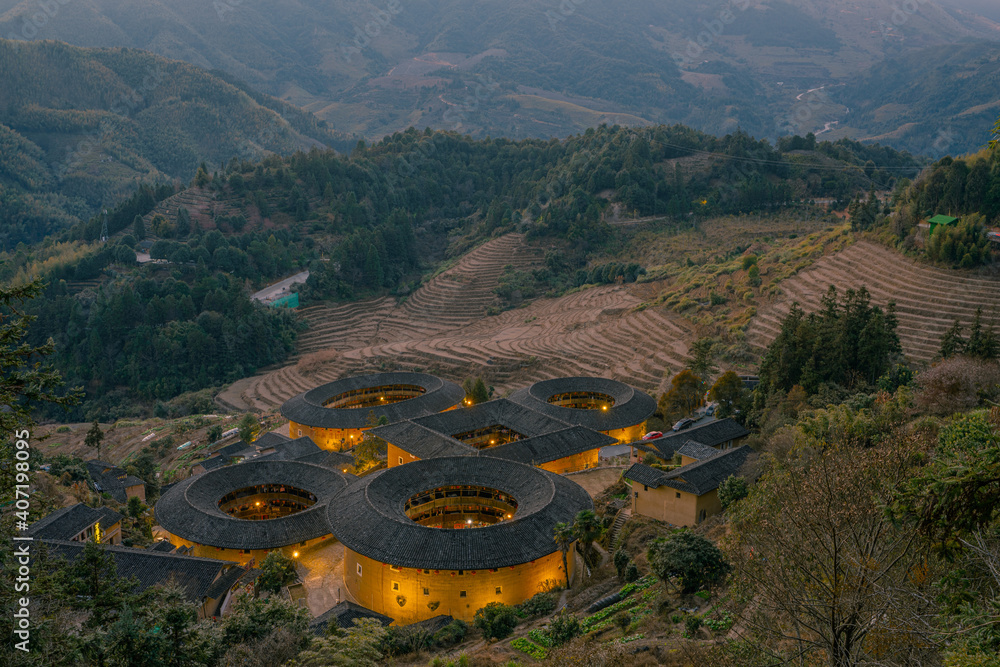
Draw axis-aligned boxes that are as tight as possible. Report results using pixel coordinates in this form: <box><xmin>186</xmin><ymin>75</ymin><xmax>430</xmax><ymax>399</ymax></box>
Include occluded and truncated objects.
<box><xmin>613</xmin><ymin>549</ymin><xmax>630</xmax><ymax>579</ymax></box>
<box><xmin>684</xmin><ymin>615</ymin><xmax>702</xmax><ymax>636</ymax></box>
<box><xmin>516</xmin><ymin>591</ymin><xmax>556</xmax><ymax>618</ymax></box>
<box><xmin>431</xmin><ymin>619</ymin><xmax>468</xmax><ymax>648</ymax></box>
<box><xmin>510</xmin><ymin>637</ymin><xmax>547</xmax><ymax>659</ymax></box>
<box><xmin>624</xmin><ymin>562</ymin><xmax>640</xmax><ymax>583</ymax></box>
<box><xmin>548</xmin><ymin>612</ymin><xmax>581</xmax><ymax>646</ymax></box>
<box><xmin>671</xmin><ymin>614</ymin><xmax>683</xmax><ymax>624</ymax></box>
<box><xmin>474</xmin><ymin>602</ymin><xmax>519</xmax><ymax>641</ymax></box>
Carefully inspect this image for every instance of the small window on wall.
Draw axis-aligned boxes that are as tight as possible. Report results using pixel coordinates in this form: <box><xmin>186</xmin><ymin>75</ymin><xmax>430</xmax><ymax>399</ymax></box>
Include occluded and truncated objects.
<box><xmin>495</xmin><ymin>586</ymin><xmax>502</xmax><ymax>595</ymax></box>
<box><xmin>392</xmin><ymin>581</ymin><xmax>400</xmax><ymax>591</ymax></box>
<box><xmin>423</xmin><ymin>587</ymin><xmax>430</xmax><ymax>596</ymax></box>
<box><xmin>675</xmin><ymin>492</ymin><xmax>681</xmax><ymax>499</ymax></box>
<box><xmin>398</xmin><ymin>457</ymin><xmax>403</xmax><ymax>465</ymax></box>
<box><xmin>643</xmin><ymin>485</ymin><xmax>648</xmax><ymax>491</ymax></box>
<box><xmin>298</xmin><ymin>429</ymin><xmax>302</xmax><ymax>437</ymax></box>
<box><xmin>357</xmin><ymin>563</ymin><xmax>363</xmax><ymax>577</ymax></box>
<box><xmin>459</xmin><ymin>590</ymin><xmax>467</xmax><ymax>598</ymax></box>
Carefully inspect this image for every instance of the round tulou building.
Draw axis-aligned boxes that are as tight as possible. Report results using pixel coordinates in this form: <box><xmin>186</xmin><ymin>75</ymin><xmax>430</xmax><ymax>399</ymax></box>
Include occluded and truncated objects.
<box><xmin>155</xmin><ymin>460</ymin><xmax>350</xmax><ymax>563</ymax></box>
<box><xmin>280</xmin><ymin>372</ymin><xmax>465</xmax><ymax>451</ymax></box>
<box><xmin>509</xmin><ymin>376</ymin><xmax>656</xmax><ymax>442</ymax></box>
<box><xmin>327</xmin><ymin>456</ymin><xmax>593</xmax><ymax>624</ymax></box>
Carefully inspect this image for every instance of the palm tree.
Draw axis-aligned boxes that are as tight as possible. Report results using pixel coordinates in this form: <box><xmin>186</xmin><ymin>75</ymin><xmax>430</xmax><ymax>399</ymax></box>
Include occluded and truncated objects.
<box><xmin>573</xmin><ymin>509</ymin><xmax>602</xmax><ymax>574</ymax></box>
<box><xmin>553</xmin><ymin>522</ymin><xmax>575</xmax><ymax>588</ymax></box>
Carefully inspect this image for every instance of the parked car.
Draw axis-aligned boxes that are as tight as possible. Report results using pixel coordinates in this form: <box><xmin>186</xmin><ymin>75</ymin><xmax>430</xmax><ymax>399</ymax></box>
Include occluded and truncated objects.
<box><xmin>672</xmin><ymin>418</ymin><xmax>695</xmax><ymax>432</ymax></box>
<box><xmin>641</xmin><ymin>431</ymin><xmax>664</xmax><ymax>440</ymax></box>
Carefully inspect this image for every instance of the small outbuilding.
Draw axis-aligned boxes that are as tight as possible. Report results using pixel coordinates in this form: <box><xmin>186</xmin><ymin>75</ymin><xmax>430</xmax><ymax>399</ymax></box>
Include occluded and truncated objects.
<box><xmin>624</xmin><ymin>445</ymin><xmax>752</xmax><ymax>527</ymax></box>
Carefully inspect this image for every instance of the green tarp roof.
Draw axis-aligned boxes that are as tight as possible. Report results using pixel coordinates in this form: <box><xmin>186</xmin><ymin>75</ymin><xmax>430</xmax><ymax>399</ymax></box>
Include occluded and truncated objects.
<box><xmin>928</xmin><ymin>215</ymin><xmax>959</xmax><ymax>225</ymax></box>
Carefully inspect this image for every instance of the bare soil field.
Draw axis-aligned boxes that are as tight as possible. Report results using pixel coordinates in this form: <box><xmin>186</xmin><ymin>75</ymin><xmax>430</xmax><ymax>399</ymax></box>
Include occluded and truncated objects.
<box><xmin>234</xmin><ymin>233</ymin><xmax>697</xmax><ymax>412</ymax></box>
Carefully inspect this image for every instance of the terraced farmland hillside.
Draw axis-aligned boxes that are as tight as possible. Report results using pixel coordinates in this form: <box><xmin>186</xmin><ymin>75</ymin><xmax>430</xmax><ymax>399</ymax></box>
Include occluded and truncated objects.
<box><xmin>747</xmin><ymin>241</ymin><xmax>1000</xmax><ymax>364</ymax></box>
<box><xmin>232</xmin><ymin>233</ymin><xmax>696</xmax><ymax>412</ymax></box>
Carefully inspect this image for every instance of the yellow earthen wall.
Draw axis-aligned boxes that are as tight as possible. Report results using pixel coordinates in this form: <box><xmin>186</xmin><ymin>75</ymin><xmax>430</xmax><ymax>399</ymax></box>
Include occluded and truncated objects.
<box><xmin>344</xmin><ymin>547</ymin><xmax>571</xmax><ymax>625</ymax></box>
<box><xmin>538</xmin><ymin>448</ymin><xmax>600</xmax><ymax>474</ymax></box>
<box><xmin>604</xmin><ymin>420</ymin><xmax>646</xmax><ymax>443</ymax></box>
<box><xmin>631</xmin><ymin>485</ymin><xmax>722</xmax><ymax>527</ymax></box>
<box><xmin>164</xmin><ymin>531</ymin><xmax>332</xmax><ymax>564</ymax></box>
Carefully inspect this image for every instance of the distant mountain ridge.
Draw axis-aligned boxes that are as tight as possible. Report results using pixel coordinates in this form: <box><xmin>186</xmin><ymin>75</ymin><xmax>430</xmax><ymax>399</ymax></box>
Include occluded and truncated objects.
<box><xmin>0</xmin><ymin>0</ymin><xmax>997</xmax><ymax>154</ymax></box>
<box><xmin>0</xmin><ymin>39</ymin><xmax>355</xmax><ymax>248</ymax></box>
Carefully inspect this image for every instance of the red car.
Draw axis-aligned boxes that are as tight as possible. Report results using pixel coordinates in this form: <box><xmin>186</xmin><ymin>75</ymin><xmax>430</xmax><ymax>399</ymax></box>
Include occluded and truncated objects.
<box><xmin>641</xmin><ymin>431</ymin><xmax>663</xmax><ymax>440</ymax></box>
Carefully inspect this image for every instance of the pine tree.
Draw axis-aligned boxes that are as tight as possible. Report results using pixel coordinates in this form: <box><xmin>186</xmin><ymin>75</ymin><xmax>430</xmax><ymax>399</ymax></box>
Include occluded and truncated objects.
<box><xmin>965</xmin><ymin>308</ymin><xmax>998</xmax><ymax>360</ymax></box>
<box><xmin>132</xmin><ymin>214</ymin><xmax>145</xmax><ymax>241</ymax></box>
<box><xmin>85</xmin><ymin>420</ymin><xmax>104</xmax><ymax>461</ymax></box>
<box><xmin>939</xmin><ymin>320</ymin><xmax>965</xmax><ymax>359</ymax></box>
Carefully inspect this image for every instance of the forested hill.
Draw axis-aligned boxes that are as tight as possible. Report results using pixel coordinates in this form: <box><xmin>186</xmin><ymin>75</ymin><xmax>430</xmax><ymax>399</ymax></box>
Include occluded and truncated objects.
<box><xmin>3</xmin><ymin>122</ymin><xmax>924</xmax><ymax>420</ymax></box>
<box><xmin>0</xmin><ymin>39</ymin><xmax>355</xmax><ymax>249</ymax></box>
<box><xmin>836</xmin><ymin>42</ymin><xmax>1000</xmax><ymax>156</ymax></box>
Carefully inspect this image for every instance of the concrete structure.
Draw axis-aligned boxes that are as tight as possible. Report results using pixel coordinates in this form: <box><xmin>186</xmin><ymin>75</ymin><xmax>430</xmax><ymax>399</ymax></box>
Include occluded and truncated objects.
<box><xmin>328</xmin><ymin>457</ymin><xmax>592</xmax><ymax>624</ymax></box>
<box><xmin>27</xmin><ymin>503</ymin><xmax>125</xmax><ymax>545</ymax></box>
<box><xmin>509</xmin><ymin>377</ymin><xmax>656</xmax><ymax>443</ymax></box>
<box><xmin>155</xmin><ymin>460</ymin><xmax>351</xmax><ymax>563</ymax></box>
<box><xmin>280</xmin><ymin>373</ymin><xmax>465</xmax><ymax>451</ymax></box>
<box><xmin>370</xmin><ymin>399</ymin><xmax>616</xmax><ymax>474</ymax></box>
<box><xmin>624</xmin><ymin>445</ymin><xmax>751</xmax><ymax>526</ymax></box>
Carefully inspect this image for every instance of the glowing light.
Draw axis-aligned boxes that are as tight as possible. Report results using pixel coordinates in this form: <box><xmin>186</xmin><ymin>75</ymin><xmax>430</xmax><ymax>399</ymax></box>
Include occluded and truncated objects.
<box><xmin>490</xmin><ymin>439</ymin><xmax>495</xmax><ymax>444</ymax></box>
<box><xmin>293</xmin><ymin>551</ymin><xmax>299</xmax><ymax>558</ymax></box>
<box><xmin>507</xmin><ymin>514</ymin><xmax>512</xmax><ymax>519</ymax></box>
<box><xmin>467</xmin><ymin>519</ymin><xmax>472</xmax><ymax>524</ymax></box>
<box><xmin>255</xmin><ymin>501</ymin><xmax>261</xmax><ymax>506</ymax></box>
<box><xmin>602</xmin><ymin>405</ymin><xmax>608</xmax><ymax>411</ymax></box>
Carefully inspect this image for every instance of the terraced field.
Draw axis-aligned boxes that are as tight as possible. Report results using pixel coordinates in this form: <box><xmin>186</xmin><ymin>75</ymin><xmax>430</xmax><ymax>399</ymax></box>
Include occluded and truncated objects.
<box><xmin>747</xmin><ymin>241</ymin><xmax>1000</xmax><ymax>364</ymax></box>
<box><xmin>233</xmin><ymin>233</ymin><xmax>696</xmax><ymax>411</ymax></box>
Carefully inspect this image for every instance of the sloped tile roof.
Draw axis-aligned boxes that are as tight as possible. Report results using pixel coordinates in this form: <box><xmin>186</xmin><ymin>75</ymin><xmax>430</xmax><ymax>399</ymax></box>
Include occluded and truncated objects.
<box><xmin>370</xmin><ymin>399</ymin><xmax>613</xmax><ymax>465</ymax></box>
<box><xmin>40</xmin><ymin>539</ymin><xmax>231</xmax><ymax>602</ymax></box>
<box><xmin>485</xmin><ymin>426</ymin><xmax>616</xmax><ymax>465</ymax></box>
<box><xmin>254</xmin><ymin>432</ymin><xmax>292</xmax><ymax>450</ymax></box>
<box><xmin>27</xmin><ymin>503</ymin><xmax>123</xmax><ymax>541</ymax></box>
<box><xmin>508</xmin><ymin>377</ymin><xmax>656</xmax><ymax>432</ymax></box>
<box><xmin>310</xmin><ymin>601</ymin><xmax>394</xmax><ymax>634</ymax></box>
<box><xmin>252</xmin><ymin>436</ymin><xmax>323</xmax><ymax>462</ymax></box>
<box><xmin>640</xmin><ymin>418</ymin><xmax>750</xmax><ymax>459</ymax></box>
<box><xmin>624</xmin><ymin>446</ymin><xmax>752</xmax><ymax>496</ymax></box>
<box><xmin>676</xmin><ymin>440</ymin><xmax>721</xmax><ymax>461</ymax></box>
<box><xmin>154</xmin><ymin>461</ymin><xmax>350</xmax><ymax>550</ymax></box>
<box><xmin>280</xmin><ymin>372</ymin><xmax>465</xmax><ymax>429</ymax></box>
<box><xmin>328</xmin><ymin>456</ymin><xmax>593</xmax><ymax>570</ymax></box>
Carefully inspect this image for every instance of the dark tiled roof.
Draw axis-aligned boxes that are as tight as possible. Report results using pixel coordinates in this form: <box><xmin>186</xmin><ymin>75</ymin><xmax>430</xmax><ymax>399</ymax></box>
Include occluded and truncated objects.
<box><xmin>252</xmin><ymin>436</ymin><xmax>322</xmax><ymax>463</ymax></box>
<box><xmin>254</xmin><ymin>432</ymin><xmax>292</xmax><ymax>450</ymax></box>
<box><xmin>86</xmin><ymin>460</ymin><xmax>145</xmax><ymax>503</ymax></box>
<box><xmin>624</xmin><ymin>445</ymin><xmax>752</xmax><ymax>496</ymax></box>
<box><xmin>214</xmin><ymin>441</ymin><xmax>255</xmax><ymax>459</ymax></box>
<box><xmin>485</xmin><ymin>426</ymin><xmax>616</xmax><ymax>465</ymax></box>
<box><xmin>412</xmin><ymin>399</ymin><xmax>573</xmax><ymax>437</ymax></box>
<box><xmin>195</xmin><ymin>456</ymin><xmax>229</xmax><ymax>472</ymax></box>
<box><xmin>40</xmin><ymin>539</ymin><xmax>231</xmax><ymax>603</ymax></box>
<box><xmin>641</xmin><ymin>418</ymin><xmax>749</xmax><ymax>459</ymax></box>
<box><xmin>676</xmin><ymin>440</ymin><xmax>721</xmax><ymax>461</ymax></box>
<box><xmin>150</xmin><ymin>539</ymin><xmax>177</xmax><ymax>553</ymax></box>
<box><xmin>204</xmin><ymin>564</ymin><xmax>257</xmax><ymax>599</ymax></box>
<box><xmin>328</xmin><ymin>456</ymin><xmax>593</xmax><ymax>570</ymax></box>
<box><xmin>310</xmin><ymin>601</ymin><xmax>394</xmax><ymax>634</ymax></box>
<box><xmin>370</xmin><ymin>420</ymin><xmax>475</xmax><ymax>460</ymax></box>
<box><xmin>27</xmin><ymin>503</ymin><xmax>123</xmax><ymax>541</ymax></box>
<box><xmin>154</xmin><ymin>461</ymin><xmax>349</xmax><ymax>550</ymax></box>
<box><xmin>371</xmin><ymin>399</ymin><xmax>612</xmax><ymax>465</ymax></box>
<box><xmin>280</xmin><ymin>372</ymin><xmax>465</xmax><ymax>429</ymax></box>
<box><xmin>316</xmin><ymin>450</ymin><xmax>354</xmax><ymax>471</ymax></box>
<box><xmin>509</xmin><ymin>377</ymin><xmax>656</xmax><ymax>432</ymax></box>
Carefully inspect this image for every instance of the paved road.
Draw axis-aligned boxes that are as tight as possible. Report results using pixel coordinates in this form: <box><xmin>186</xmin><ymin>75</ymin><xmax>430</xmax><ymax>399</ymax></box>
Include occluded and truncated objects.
<box><xmin>252</xmin><ymin>271</ymin><xmax>309</xmax><ymax>303</ymax></box>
